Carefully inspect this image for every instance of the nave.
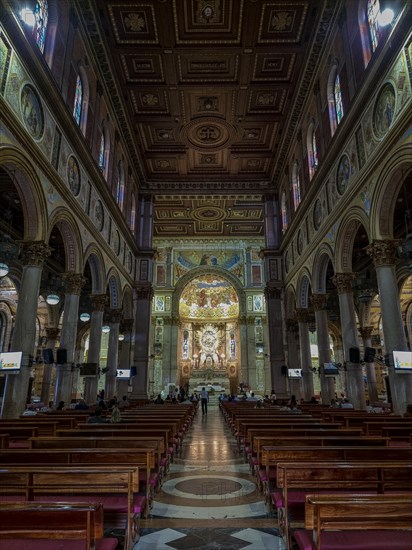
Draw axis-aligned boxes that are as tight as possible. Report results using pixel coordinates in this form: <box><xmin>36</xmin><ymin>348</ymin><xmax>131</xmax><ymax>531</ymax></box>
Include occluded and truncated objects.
<box><xmin>135</xmin><ymin>403</ymin><xmax>284</xmax><ymax>550</ymax></box>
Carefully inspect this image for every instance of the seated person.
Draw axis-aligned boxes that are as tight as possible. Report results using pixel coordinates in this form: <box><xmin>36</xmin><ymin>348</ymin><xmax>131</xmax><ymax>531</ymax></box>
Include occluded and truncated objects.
<box><xmin>87</xmin><ymin>407</ymin><xmax>107</xmax><ymax>423</ymax></box>
<box><xmin>154</xmin><ymin>394</ymin><xmax>164</xmax><ymax>404</ymax></box>
<box><xmin>118</xmin><ymin>395</ymin><xmax>130</xmax><ymax>408</ymax></box>
<box><xmin>74</xmin><ymin>398</ymin><xmax>89</xmax><ymax>410</ymax></box>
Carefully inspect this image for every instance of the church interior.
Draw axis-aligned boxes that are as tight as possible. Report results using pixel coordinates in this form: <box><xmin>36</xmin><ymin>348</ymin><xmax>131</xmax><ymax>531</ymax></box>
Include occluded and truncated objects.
<box><xmin>0</xmin><ymin>0</ymin><xmax>411</xmax><ymax>549</ymax></box>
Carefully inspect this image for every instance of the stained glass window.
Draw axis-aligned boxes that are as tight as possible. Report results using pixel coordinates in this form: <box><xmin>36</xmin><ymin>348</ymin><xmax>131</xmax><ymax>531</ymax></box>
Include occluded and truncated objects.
<box><xmin>98</xmin><ymin>133</ymin><xmax>105</xmax><ymax>172</ymax></box>
<box><xmin>130</xmin><ymin>196</ymin><xmax>136</xmax><ymax>231</ymax></box>
<box><xmin>367</xmin><ymin>0</ymin><xmax>380</xmax><ymax>52</ymax></box>
<box><xmin>334</xmin><ymin>73</ymin><xmax>344</xmax><ymax>124</ymax></box>
<box><xmin>312</xmin><ymin>129</ymin><xmax>318</xmax><ymax>172</ymax></box>
<box><xmin>116</xmin><ymin>162</ymin><xmax>125</xmax><ymax>210</ymax></box>
<box><xmin>281</xmin><ymin>191</ymin><xmax>288</xmax><ymax>232</ymax></box>
<box><xmin>33</xmin><ymin>0</ymin><xmax>48</xmax><ymax>53</ymax></box>
<box><xmin>73</xmin><ymin>74</ymin><xmax>83</xmax><ymax>125</ymax></box>
<box><xmin>292</xmin><ymin>163</ymin><xmax>301</xmax><ymax>211</ymax></box>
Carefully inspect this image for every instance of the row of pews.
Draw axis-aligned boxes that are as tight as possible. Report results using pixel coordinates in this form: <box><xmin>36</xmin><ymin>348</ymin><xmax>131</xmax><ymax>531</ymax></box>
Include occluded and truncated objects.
<box><xmin>220</xmin><ymin>401</ymin><xmax>412</xmax><ymax>550</ymax></box>
<box><xmin>0</xmin><ymin>401</ymin><xmax>197</xmax><ymax>549</ymax></box>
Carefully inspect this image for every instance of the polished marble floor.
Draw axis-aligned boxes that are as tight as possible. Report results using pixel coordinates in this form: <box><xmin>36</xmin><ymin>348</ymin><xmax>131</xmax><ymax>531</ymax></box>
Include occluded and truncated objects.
<box><xmin>133</xmin><ymin>404</ymin><xmax>284</xmax><ymax>550</ymax></box>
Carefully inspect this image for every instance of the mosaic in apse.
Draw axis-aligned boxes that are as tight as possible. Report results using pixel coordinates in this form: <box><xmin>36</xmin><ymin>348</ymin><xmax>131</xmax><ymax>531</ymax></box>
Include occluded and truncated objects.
<box><xmin>179</xmin><ymin>275</ymin><xmax>239</xmax><ymax>320</ymax></box>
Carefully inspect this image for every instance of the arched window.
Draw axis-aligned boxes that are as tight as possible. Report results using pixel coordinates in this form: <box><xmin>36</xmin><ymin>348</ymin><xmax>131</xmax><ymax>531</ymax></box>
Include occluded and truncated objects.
<box><xmin>33</xmin><ymin>0</ymin><xmax>48</xmax><ymax>53</ymax></box>
<box><xmin>367</xmin><ymin>0</ymin><xmax>380</xmax><ymax>52</ymax></box>
<box><xmin>307</xmin><ymin>121</ymin><xmax>319</xmax><ymax>180</ymax></box>
<box><xmin>116</xmin><ymin>161</ymin><xmax>125</xmax><ymax>211</ymax></box>
<box><xmin>130</xmin><ymin>193</ymin><xmax>136</xmax><ymax>232</ymax></box>
<box><xmin>98</xmin><ymin>133</ymin><xmax>105</xmax><ymax>172</ymax></box>
<box><xmin>334</xmin><ymin>73</ymin><xmax>344</xmax><ymax>125</ymax></box>
<box><xmin>292</xmin><ymin>161</ymin><xmax>301</xmax><ymax>211</ymax></box>
<box><xmin>281</xmin><ymin>191</ymin><xmax>288</xmax><ymax>232</ymax></box>
<box><xmin>73</xmin><ymin>74</ymin><xmax>83</xmax><ymax>125</ymax></box>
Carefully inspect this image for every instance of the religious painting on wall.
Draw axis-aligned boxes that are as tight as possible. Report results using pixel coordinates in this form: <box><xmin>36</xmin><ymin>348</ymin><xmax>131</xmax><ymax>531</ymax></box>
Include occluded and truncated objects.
<box><xmin>174</xmin><ymin>249</ymin><xmax>244</xmax><ymax>284</ymax></box>
<box><xmin>156</xmin><ymin>265</ymin><xmax>166</xmax><ymax>286</ymax></box>
<box><xmin>67</xmin><ymin>156</ymin><xmax>81</xmax><ymax>196</ymax></box>
<box><xmin>179</xmin><ymin>274</ymin><xmax>239</xmax><ymax>320</ymax></box>
<box><xmin>20</xmin><ymin>84</ymin><xmax>44</xmax><ymax>139</ymax></box>
<box><xmin>373</xmin><ymin>83</ymin><xmax>396</xmax><ymax>139</ymax></box>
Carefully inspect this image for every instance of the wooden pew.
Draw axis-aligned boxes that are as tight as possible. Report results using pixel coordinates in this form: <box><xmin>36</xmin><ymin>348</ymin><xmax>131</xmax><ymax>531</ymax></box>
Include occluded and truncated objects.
<box><xmin>0</xmin><ymin>465</ymin><xmax>143</xmax><ymax>550</ymax></box>
<box><xmin>294</xmin><ymin>494</ymin><xmax>412</xmax><ymax>550</ymax></box>
<box><xmin>29</xmin><ymin>435</ymin><xmax>168</xmax><ymax>486</ymax></box>
<box><xmin>0</xmin><ymin>502</ymin><xmax>117</xmax><ymax>550</ymax></box>
<box><xmin>0</xmin><ymin>447</ymin><xmax>155</xmax><ymax>503</ymax></box>
<box><xmin>274</xmin><ymin>461</ymin><xmax>412</xmax><ymax>548</ymax></box>
<box><xmin>260</xmin><ymin>446</ymin><xmax>412</xmax><ymax>500</ymax></box>
<box><xmin>0</xmin><ymin>421</ymin><xmax>58</xmax><ymax>437</ymax></box>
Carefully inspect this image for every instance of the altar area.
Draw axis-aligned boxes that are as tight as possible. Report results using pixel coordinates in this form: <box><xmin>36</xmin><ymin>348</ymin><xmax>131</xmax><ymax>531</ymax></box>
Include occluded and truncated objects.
<box><xmin>188</xmin><ymin>368</ymin><xmax>229</xmax><ymax>395</ymax></box>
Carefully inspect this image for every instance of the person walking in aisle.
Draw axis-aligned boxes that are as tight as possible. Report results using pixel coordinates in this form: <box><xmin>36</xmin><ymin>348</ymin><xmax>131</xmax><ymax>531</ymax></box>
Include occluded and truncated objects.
<box><xmin>200</xmin><ymin>387</ymin><xmax>209</xmax><ymax>415</ymax></box>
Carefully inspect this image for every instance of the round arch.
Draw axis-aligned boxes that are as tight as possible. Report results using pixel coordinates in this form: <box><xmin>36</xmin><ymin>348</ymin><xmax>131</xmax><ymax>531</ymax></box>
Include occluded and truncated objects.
<box><xmin>121</xmin><ymin>285</ymin><xmax>134</xmax><ymax>319</ymax></box>
<box><xmin>83</xmin><ymin>246</ymin><xmax>106</xmax><ymax>294</ymax></box>
<box><xmin>334</xmin><ymin>207</ymin><xmax>370</xmax><ymax>273</ymax></box>
<box><xmin>312</xmin><ymin>244</ymin><xmax>335</xmax><ymax>293</ymax></box>
<box><xmin>0</xmin><ymin>146</ymin><xmax>48</xmax><ymax>241</ymax></box>
<box><xmin>371</xmin><ymin>147</ymin><xmax>412</xmax><ymax>239</ymax></box>
<box><xmin>296</xmin><ymin>269</ymin><xmax>312</xmax><ymax>309</ymax></box>
<box><xmin>285</xmin><ymin>285</ymin><xmax>296</xmax><ymax>318</ymax></box>
<box><xmin>171</xmin><ymin>265</ymin><xmax>246</xmax><ymax>317</ymax></box>
<box><xmin>106</xmin><ymin>269</ymin><xmax>121</xmax><ymax>309</ymax></box>
<box><xmin>47</xmin><ymin>209</ymin><xmax>83</xmax><ymax>273</ymax></box>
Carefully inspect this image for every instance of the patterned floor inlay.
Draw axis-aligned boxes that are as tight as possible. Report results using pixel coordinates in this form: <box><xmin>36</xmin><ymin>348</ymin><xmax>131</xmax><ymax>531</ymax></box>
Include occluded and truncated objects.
<box><xmin>134</xmin><ymin>527</ymin><xmax>285</xmax><ymax>550</ymax></box>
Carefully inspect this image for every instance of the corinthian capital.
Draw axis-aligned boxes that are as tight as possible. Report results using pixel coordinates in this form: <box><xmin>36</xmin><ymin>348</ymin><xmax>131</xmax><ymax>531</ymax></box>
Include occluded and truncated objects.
<box><xmin>295</xmin><ymin>308</ymin><xmax>309</xmax><ymax>323</ymax></box>
<box><xmin>22</xmin><ymin>241</ymin><xmax>52</xmax><ymax>266</ymax></box>
<box><xmin>63</xmin><ymin>272</ymin><xmax>87</xmax><ymax>295</ymax></box>
<box><xmin>332</xmin><ymin>272</ymin><xmax>355</xmax><ymax>294</ymax></box>
<box><xmin>134</xmin><ymin>284</ymin><xmax>154</xmax><ymax>301</ymax></box>
<box><xmin>264</xmin><ymin>285</ymin><xmax>282</xmax><ymax>300</ymax></box>
<box><xmin>310</xmin><ymin>293</ymin><xmax>328</xmax><ymax>311</ymax></box>
<box><xmin>359</xmin><ymin>326</ymin><xmax>373</xmax><ymax>339</ymax></box>
<box><xmin>366</xmin><ymin>239</ymin><xmax>400</xmax><ymax>267</ymax></box>
<box><xmin>90</xmin><ymin>294</ymin><xmax>107</xmax><ymax>312</ymax></box>
<box><xmin>285</xmin><ymin>318</ymin><xmax>298</xmax><ymax>332</ymax></box>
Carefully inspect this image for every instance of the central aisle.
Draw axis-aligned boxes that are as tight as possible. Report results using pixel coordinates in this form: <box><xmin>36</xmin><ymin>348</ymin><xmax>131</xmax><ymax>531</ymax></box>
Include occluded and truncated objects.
<box><xmin>134</xmin><ymin>403</ymin><xmax>285</xmax><ymax>549</ymax></box>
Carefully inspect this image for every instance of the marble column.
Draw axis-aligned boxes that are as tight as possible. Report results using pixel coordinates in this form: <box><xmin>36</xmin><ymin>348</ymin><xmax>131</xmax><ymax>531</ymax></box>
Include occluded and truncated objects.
<box><xmin>54</xmin><ymin>273</ymin><xmax>85</xmax><ymax>406</ymax></box>
<box><xmin>83</xmin><ymin>294</ymin><xmax>106</xmax><ymax>405</ymax></box>
<box><xmin>131</xmin><ymin>284</ymin><xmax>153</xmax><ymax>399</ymax></box>
<box><xmin>286</xmin><ymin>318</ymin><xmax>301</xmax><ymax>400</ymax></box>
<box><xmin>1</xmin><ymin>242</ymin><xmax>52</xmax><ymax>418</ymax></box>
<box><xmin>359</xmin><ymin>326</ymin><xmax>379</xmax><ymax>405</ymax></box>
<box><xmin>40</xmin><ymin>327</ymin><xmax>59</xmax><ymax>405</ymax></box>
<box><xmin>117</xmin><ymin>318</ymin><xmax>134</xmax><ymax>397</ymax></box>
<box><xmin>366</xmin><ymin>240</ymin><xmax>411</xmax><ymax>415</ymax></box>
<box><xmin>296</xmin><ymin>308</ymin><xmax>314</xmax><ymax>402</ymax></box>
<box><xmin>332</xmin><ymin>273</ymin><xmax>366</xmax><ymax>410</ymax></box>
<box><xmin>238</xmin><ymin>316</ymin><xmax>249</xmax><ymax>387</ymax></box>
<box><xmin>264</xmin><ymin>285</ymin><xmax>287</xmax><ymax>397</ymax></box>
<box><xmin>105</xmin><ymin>309</ymin><xmax>122</xmax><ymax>399</ymax></box>
<box><xmin>311</xmin><ymin>294</ymin><xmax>335</xmax><ymax>405</ymax></box>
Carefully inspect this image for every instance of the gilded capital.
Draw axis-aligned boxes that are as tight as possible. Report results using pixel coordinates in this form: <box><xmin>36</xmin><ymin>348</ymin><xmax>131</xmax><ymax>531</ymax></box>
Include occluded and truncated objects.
<box><xmin>295</xmin><ymin>308</ymin><xmax>309</xmax><ymax>323</ymax></box>
<box><xmin>264</xmin><ymin>285</ymin><xmax>282</xmax><ymax>300</ymax></box>
<box><xmin>366</xmin><ymin>239</ymin><xmax>400</xmax><ymax>267</ymax></box>
<box><xmin>22</xmin><ymin>241</ymin><xmax>52</xmax><ymax>266</ymax></box>
<box><xmin>63</xmin><ymin>272</ymin><xmax>87</xmax><ymax>295</ymax></box>
<box><xmin>359</xmin><ymin>326</ymin><xmax>373</xmax><ymax>339</ymax></box>
<box><xmin>90</xmin><ymin>294</ymin><xmax>107</xmax><ymax>312</ymax></box>
<box><xmin>310</xmin><ymin>293</ymin><xmax>328</xmax><ymax>311</ymax></box>
<box><xmin>135</xmin><ymin>285</ymin><xmax>154</xmax><ymax>301</ymax></box>
<box><xmin>332</xmin><ymin>272</ymin><xmax>355</xmax><ymax>294</ymax></box>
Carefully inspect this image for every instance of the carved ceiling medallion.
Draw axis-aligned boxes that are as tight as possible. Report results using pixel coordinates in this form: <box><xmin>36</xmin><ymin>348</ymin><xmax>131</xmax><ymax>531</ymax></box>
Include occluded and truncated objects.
<box><xmin>191</xmin><ymin>206</ymin><xmax>226</xmax><ymax>222</ymax></box>
<box><xmin>181</xmin><ymin>117</ymin><xmax>236</xmax><ymax>151</ymax></box>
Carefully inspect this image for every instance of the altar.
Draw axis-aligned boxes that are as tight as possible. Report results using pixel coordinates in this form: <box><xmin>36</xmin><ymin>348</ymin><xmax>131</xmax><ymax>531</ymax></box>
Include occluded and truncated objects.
<box><xmin>189</xmin><ymin>368</ymin><xmax>229</xmax><ymax>394</ymax></box>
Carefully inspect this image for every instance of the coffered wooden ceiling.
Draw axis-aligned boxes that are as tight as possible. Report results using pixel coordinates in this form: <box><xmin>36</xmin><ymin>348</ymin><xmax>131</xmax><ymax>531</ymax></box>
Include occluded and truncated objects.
<box><xmin>77</xmin><ymin>0</ymin><xmax>339</xmax><ymax>237</ymax></box>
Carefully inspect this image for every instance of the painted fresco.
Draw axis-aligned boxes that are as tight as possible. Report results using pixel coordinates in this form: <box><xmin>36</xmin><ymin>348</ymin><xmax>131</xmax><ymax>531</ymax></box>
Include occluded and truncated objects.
<box><xmin>174</xmin><ymin>249</ymin><xmax>244</xmax><ymax>283</ymax></box>
<box><xmin>179</xmin><ymin>274</ymin><xmax>239</xmax><ymax>320</ymax></box>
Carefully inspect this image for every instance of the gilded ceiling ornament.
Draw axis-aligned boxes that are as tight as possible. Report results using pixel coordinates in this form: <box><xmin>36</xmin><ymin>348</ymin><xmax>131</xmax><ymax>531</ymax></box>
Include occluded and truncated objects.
<box><xmin>271</xmin><ymin>11</ymin><xmax>293</xmax><ymax>31</ymax></box>
<box><xmin>123</xmin><ymin>12</ymin><xmax>146</xmax><ymax>32</ymax></box>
